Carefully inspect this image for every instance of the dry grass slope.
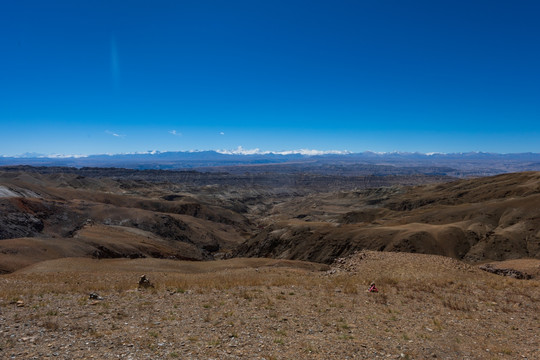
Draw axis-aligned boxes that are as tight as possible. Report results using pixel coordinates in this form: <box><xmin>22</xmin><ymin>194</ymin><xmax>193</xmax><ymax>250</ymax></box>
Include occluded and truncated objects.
<box><xmin>1</xmin><ymin>252</ymin><xmax>538</xmax><ymax>359</ymax></box>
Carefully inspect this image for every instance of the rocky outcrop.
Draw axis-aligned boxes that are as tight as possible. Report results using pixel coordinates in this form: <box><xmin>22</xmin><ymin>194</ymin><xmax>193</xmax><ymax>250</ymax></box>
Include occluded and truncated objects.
<box><xmin>479</xmin><ymin>263</ymin><xmax>532</xmax><ymax>279</ymax></box>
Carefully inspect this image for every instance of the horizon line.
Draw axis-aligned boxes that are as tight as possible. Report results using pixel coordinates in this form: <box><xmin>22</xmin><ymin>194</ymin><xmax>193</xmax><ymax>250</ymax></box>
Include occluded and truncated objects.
<box><xmin>2</xmin><ymin>148</ymin><xmax>540</xmax><ymax>159</ymax></box>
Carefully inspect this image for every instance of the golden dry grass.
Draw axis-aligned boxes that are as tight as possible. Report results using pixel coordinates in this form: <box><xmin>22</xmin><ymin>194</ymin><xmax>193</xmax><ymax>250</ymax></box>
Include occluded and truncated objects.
<box><xmin>1</xmin><ymin>257</ymin><xmax>328</xmax><ymax>299</ymax></box>
<box><xmin>3</xmin><ymin>252</ymin><xmax>538</xmax><ymax>313</ymax></box>
<box><xmin>1</xmin><ymin>252</ymin><xmax>538</xmax><ymax>359</ymax></box>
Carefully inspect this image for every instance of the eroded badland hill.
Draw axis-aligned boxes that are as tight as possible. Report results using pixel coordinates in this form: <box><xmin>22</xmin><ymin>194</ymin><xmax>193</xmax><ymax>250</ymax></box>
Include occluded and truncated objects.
<box><xmin>0</xmin><ymin>166</ymin><xmax>451</xmax><ymax>273</ymax></box>
<box><xmin>236</xmin><ymin>171</ymin><xmax>540</xmax><ymax>264</ymax></box>
<box><xmin>1</xmin><ymin>168</ymin><xmax>539</xmax><ymax>273</ymax></box>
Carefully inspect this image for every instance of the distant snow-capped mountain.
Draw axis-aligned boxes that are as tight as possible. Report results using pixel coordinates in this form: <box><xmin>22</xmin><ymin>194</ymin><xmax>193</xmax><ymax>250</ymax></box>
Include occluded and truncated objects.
<box><xmin>0</xmin><ymin>150</ymin><xmax>539</xmax><ymax>176</ymax></box>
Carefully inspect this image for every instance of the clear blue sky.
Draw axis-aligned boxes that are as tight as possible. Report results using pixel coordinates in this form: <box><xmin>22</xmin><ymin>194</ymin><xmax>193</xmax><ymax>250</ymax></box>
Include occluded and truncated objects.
<box><xmin>1</xmin><ymin>0</ymin><xmax>539</xmax><ymax>156</ymax></box>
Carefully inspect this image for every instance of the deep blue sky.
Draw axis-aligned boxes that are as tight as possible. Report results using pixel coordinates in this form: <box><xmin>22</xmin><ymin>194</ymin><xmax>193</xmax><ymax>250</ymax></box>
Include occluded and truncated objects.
<box><xmin>1</xmin><ymin>0</ymin><xmax>539</xmax><ymax>156</ymax></box>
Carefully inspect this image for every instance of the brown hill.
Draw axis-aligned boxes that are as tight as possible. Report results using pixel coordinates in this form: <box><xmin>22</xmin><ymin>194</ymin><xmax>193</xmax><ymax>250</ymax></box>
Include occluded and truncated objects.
<box><xmin>235</xmin><ymin>172</ymin><xmax>540</xmax><ymax>263</ymax></box>
<box><xmin>2</xmin><ymin>169</ymin><xmax>540</xmax><ymax>273</ymax></box>
<box><xmin>0</xmin><ymin>170</ymin><xmax>255</xmax><ymax>273</ymax></box>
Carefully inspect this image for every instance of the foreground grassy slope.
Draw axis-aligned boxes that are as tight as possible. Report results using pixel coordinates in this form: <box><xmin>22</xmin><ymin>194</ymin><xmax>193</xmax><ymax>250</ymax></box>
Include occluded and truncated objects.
<box><xmin>0</xmin><ymin>252</ymin><xmax>538</xmax><ymax>359</ymax></box>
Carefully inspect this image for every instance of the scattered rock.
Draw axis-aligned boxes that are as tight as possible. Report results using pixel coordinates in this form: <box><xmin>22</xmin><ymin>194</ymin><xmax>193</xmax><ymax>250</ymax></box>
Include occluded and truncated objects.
<box><xmin>138</xmin><ymin>274</ymin><xmax>154</xmax><ymax>289</ymax></box>
<box><xmin>479</xmin><ymin>264</ymin><xmax>532</xmax><ymax>279</ymax></box>
<box><xmin>89</xmin><ymin>293</ymin><xmax>103</xmax><ymax>300</ymax></box>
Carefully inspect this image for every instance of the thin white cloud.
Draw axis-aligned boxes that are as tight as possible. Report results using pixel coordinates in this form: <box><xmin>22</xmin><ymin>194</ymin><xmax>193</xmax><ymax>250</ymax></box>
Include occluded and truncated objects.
<box><xmin>278</xmin><ymin>149</ymin><xmax>351</xmax><ymax>156</ymax></box>
<box><xmin>216</xmin><ymin>146</ymin><xmax>351</xmax><ymax>156</ymax></box>
<box><xmin>47</xmin><ymin>154</ymin><xmax>89</xmax><ymax>158</ymax></box>
<box><xmin>218</xmin><ymin>146</ymin><xmax>261</xmax><ymax>155</ymax></box>
<box><xmin>219</xmin><ymin>131</ymin><xmax>225</xmax><ymax>135</ymax></box>
<box><xmin>105</xmin><ymin>130</ymin><xmax>125</xmax><ymax>138</ymax></box>
<box><xmin>169</xmin><ymin>130</ymin><xmax>182</xmax><ymax>136</ymax></box>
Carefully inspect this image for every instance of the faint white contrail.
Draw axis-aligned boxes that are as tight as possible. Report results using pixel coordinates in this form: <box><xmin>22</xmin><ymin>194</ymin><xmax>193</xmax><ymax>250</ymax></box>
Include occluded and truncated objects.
<box><xmin>110</xmin><ymin>35</ymin><xmax>120</xmax><ymax>87</ymax></box>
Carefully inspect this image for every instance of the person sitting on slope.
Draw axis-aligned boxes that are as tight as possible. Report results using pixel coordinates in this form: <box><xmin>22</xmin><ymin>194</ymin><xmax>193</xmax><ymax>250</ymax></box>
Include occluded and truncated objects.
<box><xmin>367</xmin><ymin>282</ymin><xmax>378</xmax><ymax>293</ymax></box>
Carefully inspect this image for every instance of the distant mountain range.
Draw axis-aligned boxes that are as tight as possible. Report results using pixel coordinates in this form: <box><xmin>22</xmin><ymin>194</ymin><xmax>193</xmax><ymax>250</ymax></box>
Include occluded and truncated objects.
<box><xmin>1</xmin><ymin>151</ymin><xmax>540</xmax><ymax>176</ymax></box>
